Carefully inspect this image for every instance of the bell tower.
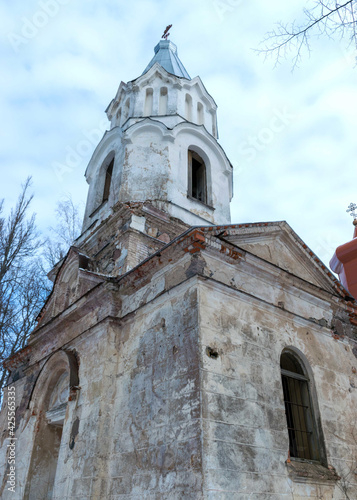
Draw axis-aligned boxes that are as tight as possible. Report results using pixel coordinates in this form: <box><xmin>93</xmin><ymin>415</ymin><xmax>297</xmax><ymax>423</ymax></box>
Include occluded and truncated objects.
<box><xmin>81</xmin><ymin>39</ymin><xmax>233</xmax><ymax>232</ymax></box>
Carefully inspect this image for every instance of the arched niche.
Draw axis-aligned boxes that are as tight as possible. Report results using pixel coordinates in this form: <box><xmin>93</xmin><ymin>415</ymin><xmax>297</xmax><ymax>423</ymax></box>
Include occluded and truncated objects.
<box><xmin>185</xmin><ymin>94</ymin><xmax>193</xmax><ymax>121</ymax></box>
<box><xmin>24</xmin><ymin>350</ymin><xmax>79</xmax><ymax>500</ymax></box>
<box><xmin>144</xmin><ymin>88</ymin><xmax>154</xmax><ymax>116</ymax></box>
<box><xmin>159</xmin><ymin>87</ymin><xmax>168</xmax><ymax>115</ymax></box>
<box><xmin>123</xmin><ymin>97</ymin><xmax>130</xmax><ymax>124</ymax></box>
<box><xmin>197</xmin><ymin>102</ymin><xmax>204</xmax><ymax>125</ymax></box>
<box><xmin>116</xmin><ymin>107</ymin><xmax>122</xmax><ymax>127</ymax></box>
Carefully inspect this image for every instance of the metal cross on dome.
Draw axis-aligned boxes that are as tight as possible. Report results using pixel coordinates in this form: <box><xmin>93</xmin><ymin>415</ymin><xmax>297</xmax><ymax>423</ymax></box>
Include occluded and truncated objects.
<box><xmin>162</xmin><ymin>24</ymin><xmax>172</xmax><ymax>40</ymax></box>
<box><xmin>346</xmin><ymin>202</ymin><xmax>357</xmax><ymax>218</ymax></box>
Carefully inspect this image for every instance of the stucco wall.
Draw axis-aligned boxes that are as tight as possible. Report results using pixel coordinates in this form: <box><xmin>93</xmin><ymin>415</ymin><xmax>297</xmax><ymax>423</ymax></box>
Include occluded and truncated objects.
<box><xmin>199</xmin><ymin>279</ymin><xmax>357</xmax><ymax>499</ymax></box>
<box><xmin>1</xmin><ymin>229</ymin><xmax>356</xmax><ymax>499</ymax></box>
<box><xmin>0</xmin><ymin>278</ymin><xmax>205</xmax><ymax>499</ymax></box>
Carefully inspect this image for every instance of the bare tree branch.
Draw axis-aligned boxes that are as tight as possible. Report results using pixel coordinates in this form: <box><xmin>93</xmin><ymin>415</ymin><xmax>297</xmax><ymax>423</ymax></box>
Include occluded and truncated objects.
<box><xmin>0</xmin><ymin>186</ymin><xmax>84</xmax><ymax>402</ymax></box>
<box><xmin>0</xmin><ymin>180</ymin><xmax>48</xmax><ymax>401</ymax></box>
<box><xmin>42</xmin><ymin>194</ymin><xmax>84</xmax><ymax>270</ymax></box>
<box><xmin>259</xmin><ymin>0</ymin><xmax>357</xmax><ymax>68</ymax></box>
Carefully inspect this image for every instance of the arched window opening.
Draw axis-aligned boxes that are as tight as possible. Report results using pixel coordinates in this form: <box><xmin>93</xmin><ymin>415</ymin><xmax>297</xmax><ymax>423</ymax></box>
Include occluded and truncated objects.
<box><xmin>197</xmin><ymin>102</ymin><xmax>204</xmax><ymax>125</ymax></box>
<box><xmin>25</xmin><ymin>351</ymin><xmax>79</xmax><ymax>500</ymax></box>
<box><xmin>185</xmin><ymin>94</ymin><xmax>193</xmax><ymax>121</ymax></box>
<box><xmin>280</xmin><ymin>351</ymin><xmax>321</xmax><ymax>462</ymax></box>
<box><xmin>144</xmin><ymin>88</ymin><xmax>153</xmax><ymax>116</ymax></box>
<box><xmin>159</xmin><ymin>87</ymin><xmax>168</xmax><ymax>115</ymax></box>
<box><xmin>102</xmin><ymin>158</ymin><xmax>114</xmax><ymax>203</ymax></box>
<box><xmin>26</xmin><ymin>389</ymin><xmax>66</xmax><ymax>499</ymax></box>
<box><xmin>188</xmin><ymin>150</ymin><xmax>207</xmax><ymax>204</ymax></box>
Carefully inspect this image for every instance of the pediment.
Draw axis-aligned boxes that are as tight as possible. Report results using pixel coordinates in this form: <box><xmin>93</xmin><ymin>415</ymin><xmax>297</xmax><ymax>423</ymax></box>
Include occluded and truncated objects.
<box><xmin>133</xmin><ymin>63</ymin><xmax>178</xmax><ymax>89</ymax></box>
<box><xmin>37</xmin><ymin>248</ymin><xmax>106</xmax><ymax>327</ymax></box>
<box><xmin>221</xmin><ymin>222</ymin><xmax>340</xmax><ymax>295</ymax></box>
<box><xmin>186</xmin><ymin>76</ymin><xmax>217</xmax><ymax>109</ymax></box>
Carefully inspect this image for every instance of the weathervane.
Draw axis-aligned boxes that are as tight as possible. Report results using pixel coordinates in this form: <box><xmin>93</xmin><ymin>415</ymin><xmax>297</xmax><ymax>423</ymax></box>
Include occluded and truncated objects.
<box><xmin>162</xmin><ymin>24</ymin><xmax>172</xmax><ymax>40</ymax></box>
<box><xmin>346</xmin><ymin>202</ymin><xmax>357</xmax><ymax>219</ymax></box>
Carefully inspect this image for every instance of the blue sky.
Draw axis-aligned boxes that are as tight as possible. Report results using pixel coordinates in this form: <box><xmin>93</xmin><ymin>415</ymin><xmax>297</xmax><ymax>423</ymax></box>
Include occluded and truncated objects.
<box><xmin>1</xmin><ymin>0</ymin><xmax>356</xmax><ymax>268</ymax></box>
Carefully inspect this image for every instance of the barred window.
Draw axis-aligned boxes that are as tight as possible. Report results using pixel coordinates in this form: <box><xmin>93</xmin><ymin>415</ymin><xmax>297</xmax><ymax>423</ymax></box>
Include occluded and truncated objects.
<box><xmin>280</xmin><ymin>351</ymin><xmax>320</xmax><ymax>461</ymax></box>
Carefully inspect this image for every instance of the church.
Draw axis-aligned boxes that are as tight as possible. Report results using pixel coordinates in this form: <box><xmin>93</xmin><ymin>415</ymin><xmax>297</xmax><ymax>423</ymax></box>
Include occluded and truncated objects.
<box><xmin>0</xmin><ymin>36</ymin><xmax>356</xmax><ymax>499</ymax></box>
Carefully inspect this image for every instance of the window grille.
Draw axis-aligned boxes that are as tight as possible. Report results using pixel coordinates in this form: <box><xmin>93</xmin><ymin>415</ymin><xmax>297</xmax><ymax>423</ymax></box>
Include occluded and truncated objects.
<box><xmin>281</xmin><ymin>352</ymin><xmax>320</xmax><ymax>461</ymax></box>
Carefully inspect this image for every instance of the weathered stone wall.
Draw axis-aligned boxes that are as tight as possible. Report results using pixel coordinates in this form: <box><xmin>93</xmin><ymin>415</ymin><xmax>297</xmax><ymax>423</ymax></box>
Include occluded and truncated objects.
<box><xmin>82</xmin><ymin>114</ymin><xmax>232</xmax><ymax>231</ymax></box>
<box><xmin>1</xmin><ymin>226</ymin><xmax>356</xmax><ymax>499</ymax></box>
<box><xmin>50</xmin><ymin>322</ymin><xmax>118</xmax><ymax>499</ymax></box>
<box><xmin>53</xmin><ymin>279</ymin><xmax>203</xmax><ymax>499</ymax></box>
<box><xmin>103</xmin><ymin>282</ymin><xmax>202</xmax><ymax>498</ymax></box>
<box><xmin>199</xmin><ymin>278</ymin><xmax>357</xmax><ymax>499</ymax></box>
<box><xmin>0</xmin><ymin>275</ymin><xmax>205</xmax><ymax>499</ymax></box>
<box><xmin>0</xmin><ymin>373</ymin><xmax>36</xmax><ymax>498</ymax></box>
<box><xmin>77</xmin><ymin>203</ymin><xmax>188</xmax><ymax>278</ymax></box>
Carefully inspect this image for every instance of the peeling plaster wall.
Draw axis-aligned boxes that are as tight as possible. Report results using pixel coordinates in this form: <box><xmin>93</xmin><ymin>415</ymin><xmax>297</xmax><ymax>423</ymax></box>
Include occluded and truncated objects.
<box><xmin>0</xmin><ymin>375</ymin><xmax>34</xmax><ymax>498</ymax></box>
<box><xmin>0</xmin><ymin>277</ymin><xmax>205</xmax><ymax>499</ymax></box>
<box><xmin>121</xmin><ymin>143</ymin><xmax>170</xmax><ymax>204</ymax></box>
<box><xmin>1</xmin><ymin>231</ymin><xmax>356</xmax><ymax>499</ymax></box>
<box><xmin>103</xmin><ymin>283</ymin><xmax>203</xmax><ymax>498</ymax></box>
<box><xmin>198</xmin><ymin>278</ymin><xmax>357</xmax><ymax>499</ymax></box>
<box><xmin>82</xmin><ymin>117</ymin><xmax>232</xmax><ymax>232</ymax></box>
<box><xmin>77</xmin><ymin>203</ymin><xmax>188</xmax><ymax>278</ymax></box>
<box><xmin>49</xmin><ymin>324</ymin><xmax>118</xmax><ymax>499</ymax></box>
<box><xmin>117</xmin><ymin>124</ymin><xmax>232</xmax><ymax>226</ymax></box>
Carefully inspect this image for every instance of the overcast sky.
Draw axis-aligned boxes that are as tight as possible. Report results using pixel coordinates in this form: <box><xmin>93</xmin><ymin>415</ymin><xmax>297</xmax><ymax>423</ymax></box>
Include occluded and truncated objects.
<box><xmin>1</xmin><ymin>0</ymin><xmax>356</xmax><ymax>269</ymax></box>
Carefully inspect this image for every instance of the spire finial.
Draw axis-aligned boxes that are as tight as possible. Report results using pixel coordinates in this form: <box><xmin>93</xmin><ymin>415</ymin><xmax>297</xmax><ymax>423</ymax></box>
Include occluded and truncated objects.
<box><xmin>346</xmin><ymin>202</ymin><xmax>357</xmax><ymax>220</ymax></box>
<box><xmin>346</xmin><ymin>202</ymin><xmax>357</xmax><ymax>238</ymax></box>
<box><xmin>162</xmin><ymin>24</ymin><xmax>172</xmax><ymax>40</ymax></box>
